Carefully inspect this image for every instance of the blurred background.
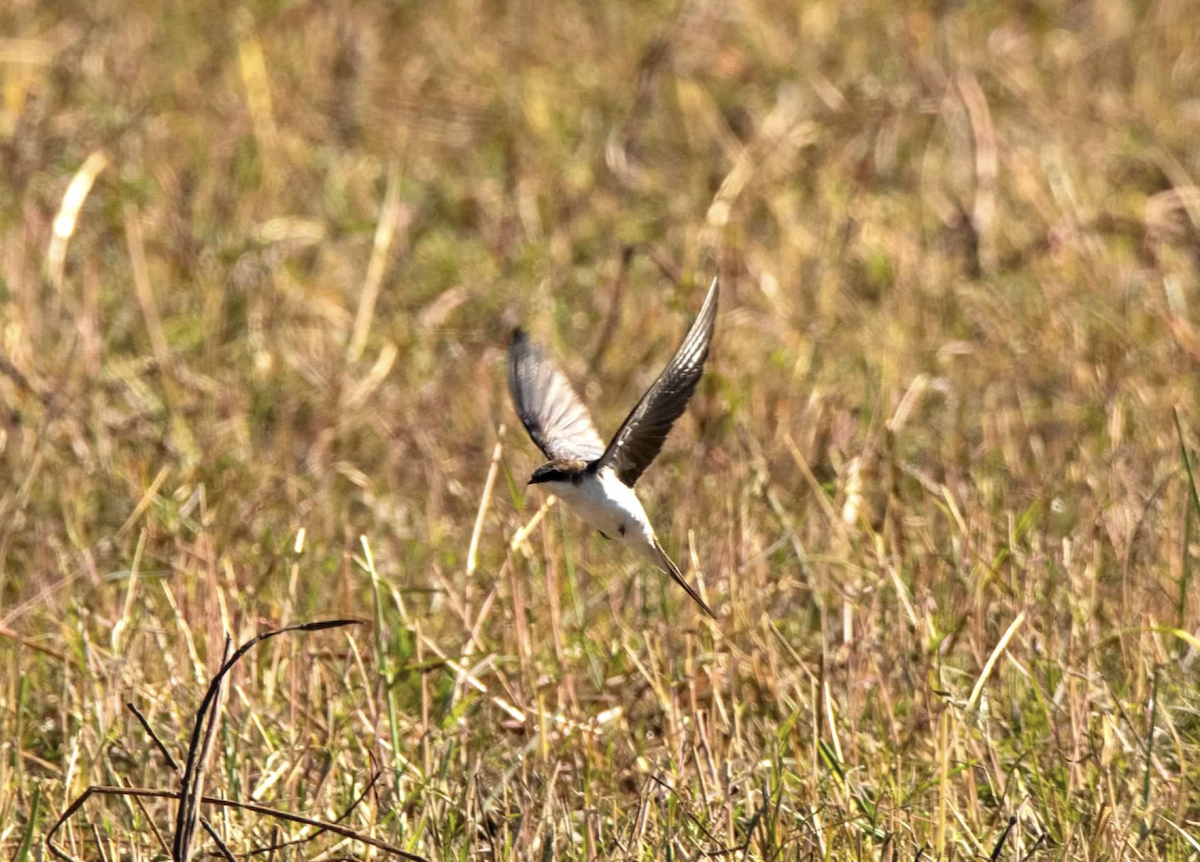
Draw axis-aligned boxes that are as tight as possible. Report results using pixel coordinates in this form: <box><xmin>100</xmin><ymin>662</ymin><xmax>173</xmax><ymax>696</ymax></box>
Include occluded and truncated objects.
<box><xmin>2</xmin><ymin>0</ymin><xmax>1200</xmax><ymax>858</ymax></box>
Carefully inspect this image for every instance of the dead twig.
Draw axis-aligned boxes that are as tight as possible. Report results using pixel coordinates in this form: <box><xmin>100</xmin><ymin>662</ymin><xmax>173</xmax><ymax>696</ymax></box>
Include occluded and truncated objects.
<box><xmin>45</xmin><ymin>620</ymin><xmax>388</xmax><ymax>862</ymax></box>
<box><xmin>45</xmin><ymin>785</ymin><xmax>429</xmax><ymax>862</ymax></box>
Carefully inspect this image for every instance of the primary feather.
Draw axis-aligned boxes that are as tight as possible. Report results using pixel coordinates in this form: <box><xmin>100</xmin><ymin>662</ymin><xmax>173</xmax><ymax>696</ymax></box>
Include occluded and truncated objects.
<box><xmin>508</xmin><ymin>328</ymin><xmax>607</xmax><ymax>462</ymax></box>
<box><xmin>596</xmin><ymin>276</ymin><xmax>718</xmax><ymax>486</ymax></box>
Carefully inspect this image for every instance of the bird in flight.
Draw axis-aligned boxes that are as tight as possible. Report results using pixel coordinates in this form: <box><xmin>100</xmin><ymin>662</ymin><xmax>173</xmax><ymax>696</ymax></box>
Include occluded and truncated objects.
<box><xmin>507</xmin><ymin>277</ymin><xmax>719</xmax><ymax>618</ymax></box>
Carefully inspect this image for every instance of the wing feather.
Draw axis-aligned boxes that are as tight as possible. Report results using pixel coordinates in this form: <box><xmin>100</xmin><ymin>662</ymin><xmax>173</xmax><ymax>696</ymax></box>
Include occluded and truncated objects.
<box><xmin>596</xmin><ymin>277</ymin><xmax>718</xmax><ymax>486</ymax></box>
<box><xmin>508</xmin><ymin>329</ymin><xmax>606</xmax><ymax>461</ymax></box>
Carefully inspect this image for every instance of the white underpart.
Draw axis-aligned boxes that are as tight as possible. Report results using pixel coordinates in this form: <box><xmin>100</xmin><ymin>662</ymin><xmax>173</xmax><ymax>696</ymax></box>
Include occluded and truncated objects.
<box><xmin>542</xmin><ymin>467</ymin><xmax>659</xmax><ymax>561</ymax></box>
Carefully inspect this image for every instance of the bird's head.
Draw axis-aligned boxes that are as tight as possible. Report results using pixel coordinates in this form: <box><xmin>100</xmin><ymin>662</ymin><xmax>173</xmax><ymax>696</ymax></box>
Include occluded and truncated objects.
<box><xmin>528</xmin><ymin>459</ymin><xmax>588</xmax><ymax>486</ymax></box>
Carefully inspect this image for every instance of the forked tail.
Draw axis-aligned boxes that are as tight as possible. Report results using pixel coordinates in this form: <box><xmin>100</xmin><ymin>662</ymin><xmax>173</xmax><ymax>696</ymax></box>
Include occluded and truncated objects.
<box><xmin>651</xmin><ymin>537</ymin><xmax>717</xmax><ymax>619</ymax></box>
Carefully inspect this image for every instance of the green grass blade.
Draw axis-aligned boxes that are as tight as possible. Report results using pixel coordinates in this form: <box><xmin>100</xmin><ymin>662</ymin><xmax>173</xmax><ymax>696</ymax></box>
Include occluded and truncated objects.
<box><xmin>13</xmin><ymin>783</ymin><xmax>39</xmax><ymax>862</ymax></box>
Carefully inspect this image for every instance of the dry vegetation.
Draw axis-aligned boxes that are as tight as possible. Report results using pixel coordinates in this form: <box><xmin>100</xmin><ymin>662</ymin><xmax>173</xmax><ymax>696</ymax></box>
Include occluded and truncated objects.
<box><xmin>3</xmin><ymin>0</ymin><xmax>1200</xmax><ymax>859</ymax></box>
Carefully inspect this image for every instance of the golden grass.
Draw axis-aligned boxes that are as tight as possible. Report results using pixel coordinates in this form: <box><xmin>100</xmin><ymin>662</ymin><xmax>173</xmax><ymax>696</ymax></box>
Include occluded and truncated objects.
<box><xmin>2</xmin><ymin>0</ymin><xmax>1200</xmax><ymax>858</ymax></box>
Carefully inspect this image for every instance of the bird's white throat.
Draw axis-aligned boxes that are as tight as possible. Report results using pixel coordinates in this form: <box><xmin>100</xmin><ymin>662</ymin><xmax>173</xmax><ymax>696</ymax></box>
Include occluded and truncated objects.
<box><xmin>543</xmin><ymin>467</ymin><xmax>657</xmax><ymax>553</ymax></box>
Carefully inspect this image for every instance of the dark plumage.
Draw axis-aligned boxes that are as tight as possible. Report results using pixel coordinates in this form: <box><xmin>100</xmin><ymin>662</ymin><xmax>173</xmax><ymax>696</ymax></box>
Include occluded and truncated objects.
<box><xmin>592</xmin><ymin>278</ymin><xmax>718</xmax><ymax>487</ymax></box>
<box><xmin>508</xmin><ymin>331</ymin><xmax>606</xmax><ymax>463</ymax></box>
<box><xmin>508</xmin><ymin>277</ymin><xmax>718</xmax><ymax>488</ymax></box>
<box><xmin>506</xmin><ymin>277</ymin><xmax>721</xmax><ymax>619</ymax></box>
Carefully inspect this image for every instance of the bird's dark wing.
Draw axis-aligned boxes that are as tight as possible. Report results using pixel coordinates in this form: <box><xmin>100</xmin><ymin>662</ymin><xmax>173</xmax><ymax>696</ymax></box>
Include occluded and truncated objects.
<box><xmin>508</xmin><ymin>328</ymin><xmax>607</xmax><ymax>462</ymax></box>
<box><xmin>596</xmin><ymin>277</ymin><xmax>718</xmax><ymax>486</ymax></box>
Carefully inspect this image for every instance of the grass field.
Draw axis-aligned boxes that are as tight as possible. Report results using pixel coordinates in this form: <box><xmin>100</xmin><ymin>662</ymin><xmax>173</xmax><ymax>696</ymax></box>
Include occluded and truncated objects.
<box><xmin>3</xmin><ymin>0</ymin><xmax>1200</xmax><ymax>859</ymax></box>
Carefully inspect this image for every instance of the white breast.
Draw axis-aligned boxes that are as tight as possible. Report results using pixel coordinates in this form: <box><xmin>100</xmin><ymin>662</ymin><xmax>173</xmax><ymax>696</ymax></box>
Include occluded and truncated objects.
<box><xmin>543</xmin><ymin>467</ymin><xmax>656</xmax><ymax>552</ymax></box>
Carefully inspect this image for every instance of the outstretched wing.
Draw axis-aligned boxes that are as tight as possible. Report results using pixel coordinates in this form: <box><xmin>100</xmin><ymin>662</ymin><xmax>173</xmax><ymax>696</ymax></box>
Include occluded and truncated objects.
<box><xmin>508</xmin><ymin>328</ymin><xmax>606</xmax><ymax>461</ymax></box>
<box><xmin>596</xmin><ymin>277</ymin><xmax>719</xmax><ymax>486</ymax></box>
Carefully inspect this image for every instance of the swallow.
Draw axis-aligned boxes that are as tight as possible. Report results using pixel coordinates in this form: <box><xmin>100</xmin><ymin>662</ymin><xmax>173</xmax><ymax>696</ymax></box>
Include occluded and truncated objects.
<box><xmin>507</xmin><ymin>276</ymin><xmax>719</xmax><ymax>618</ymax></box>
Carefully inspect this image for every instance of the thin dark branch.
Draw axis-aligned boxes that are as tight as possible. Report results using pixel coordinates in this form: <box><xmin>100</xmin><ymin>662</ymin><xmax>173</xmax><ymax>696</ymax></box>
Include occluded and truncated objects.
<box><xmin>45</xmin><ymin>786</ymin><xmax>429</xmax><ymax>862</ymax></box>
<box><xmin>175</xmin><ymin>636</ymin><xmax>231</xmax><ymax>862</ymax></box>
<box><xmin>126</xmin><ymin>701</ymin><xmax>238</xmax><ymax>862</ymax></box>
<box><xmin>646</xmin><ymin>243</ymin><xmax>683</xmax><ymax>286</ymax></box>
<box><xmin>589</xmin><ymin>244</ymin><xmax>634</xmax><ymax>373</ymax></box>
<box><xmin>1018</xmin><ymin>833</ymin><xmax>1046</xmax><ymax>862</ymax></box>
<box><xmin>988</xmin><ymin>816</ymin><xmax>1017</xmax><ymax>862</ymax></box>
<box><xmin>128</xmin><ymin>701</ymin><xmax>179</xmax><ymax>771</ymax></box>
<box><xmin>646</xmin><ymin>773</ymin><xmax>741</xmax><ymax>856</ymax></box>
<box><xmin>0</xmin><ymin>352</ymin><xmax>47</xmax><ymax>403</ymax></box>
<box><xmin>171</xmin><ymin>621</ymin><xmax>360</xmax><ymax>861</ymax></box>
<box><xmin>243</xmin><ymin>769</ymin><xmax>384</xmax><ymax>857</ymax></box>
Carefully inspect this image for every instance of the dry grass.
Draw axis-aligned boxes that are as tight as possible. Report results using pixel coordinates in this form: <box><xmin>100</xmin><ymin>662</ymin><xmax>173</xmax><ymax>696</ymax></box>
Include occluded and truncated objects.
<box><xmin>3</xmin><ymin>0</ymin><xmax>1200</xmax><ymax>859</ymax></box>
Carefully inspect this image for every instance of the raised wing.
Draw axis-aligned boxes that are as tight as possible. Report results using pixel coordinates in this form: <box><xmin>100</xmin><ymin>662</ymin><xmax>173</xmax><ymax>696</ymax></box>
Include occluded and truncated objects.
<box><xmin>597</xmin><ymin>277</ymin><xmax>718</xmax><ymax>486</ymax></box>
<box><xmin>508</xmin><ymin>328</ymin><xmax>606</xmax><ymax>462</ymax></box>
